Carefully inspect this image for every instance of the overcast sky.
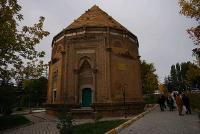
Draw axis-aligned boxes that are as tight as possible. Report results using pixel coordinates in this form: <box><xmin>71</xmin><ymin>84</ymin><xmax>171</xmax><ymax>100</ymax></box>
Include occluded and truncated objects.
<box><xmin>19</xmin><ymin>0</ymin><xmax>197</xmax><ymax>82</ymax></box>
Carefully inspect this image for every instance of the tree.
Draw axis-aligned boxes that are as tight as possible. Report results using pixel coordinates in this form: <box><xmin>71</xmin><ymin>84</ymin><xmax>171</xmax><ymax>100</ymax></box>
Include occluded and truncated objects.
<box><xmin>170</xmin><ymin>65</ymin><xmax>178</xmax><ymax>90</ymax></box>
<box><xmin>0</xmin><ymin>0</ymin><xmax>49</xmax><ymax>82</ymax></box>
<box><xmin>14</xmin><ymin>60</ymin><xmax>48</xmax><ymax>83</ymax></box>
<box><xmin>179</xmin><ymin>0</ymin><xmax>200</xmax><ymax>56</ymax></box>
<box><xmin>158</xmin><ymin>83</ymin><xmax>168</xmax><ymax>95</ymax></box>
<box><xmin>176</xmin><ymin>63</ymin><xmax>182</xmax><ymax>82</ymax></box>
<box><xmin>23</xmin><ymin>77</ymin><xmax>47</xmax><ymax>107</ymax></box>
<box><xmin>165</xmin><ymin>61</ymin><xmax>200</xmax><ymax>92</ymax></box>
<box><xmin>32</xmin><ymin>77</ymin><xmax>48</xmax><ymax>106</ymax></box>
<box><xmin>186</xmin><ymin>64</ymin><xmax>200</xmax><ymax>88</ymax></box>
<box><xmin>164</xmin><ymin>76</ymin><xmax>173</xmax><ymax>92</ymax></box>
<box><xmin>180</xmin><ymin>62</ymin><xmax>191</xmax><ymax>89</ymax></box>
<box><xmin>140</xmin><ymin>60</ymin><xmax>159</xmax><ymax>94</ymax></box>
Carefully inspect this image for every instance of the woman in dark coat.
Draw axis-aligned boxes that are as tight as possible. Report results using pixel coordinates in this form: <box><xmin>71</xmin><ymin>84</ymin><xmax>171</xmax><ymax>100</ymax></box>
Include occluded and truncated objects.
<box><xmin>182</xmin><ymin>94</ymin><xmax>191</xmax><ymax>114</ymax></box>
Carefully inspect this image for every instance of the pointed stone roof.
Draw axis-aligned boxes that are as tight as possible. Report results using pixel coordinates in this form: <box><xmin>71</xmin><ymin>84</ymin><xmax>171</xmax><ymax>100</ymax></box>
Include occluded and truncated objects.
<box><xmin>66</xmin><ymin>5</ymin><xmax>128</xmax><ymax>31</ymax></box>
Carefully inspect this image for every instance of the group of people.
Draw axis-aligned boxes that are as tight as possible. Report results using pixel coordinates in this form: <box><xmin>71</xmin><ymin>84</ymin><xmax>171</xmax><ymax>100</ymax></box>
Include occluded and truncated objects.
<box><xmin>157</xmin><ymin>92</ymin><xmax>191</xmax><ymax>116</ymax></box>
<box><xmin>175</xmin><ymin>92</ymin><xmax>191</xmax><ymax>115</ymax></box>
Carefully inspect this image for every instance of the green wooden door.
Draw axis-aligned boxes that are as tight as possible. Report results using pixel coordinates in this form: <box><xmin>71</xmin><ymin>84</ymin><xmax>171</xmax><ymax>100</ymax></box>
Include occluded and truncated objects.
<box><xmin>82</xmin><ymin>88</ymin><xmax>92</xmax><ymax>107</ymax></box>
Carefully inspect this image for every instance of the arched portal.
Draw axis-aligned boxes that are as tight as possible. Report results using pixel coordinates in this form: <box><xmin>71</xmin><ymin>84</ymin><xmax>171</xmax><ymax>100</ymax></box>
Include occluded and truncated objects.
<box><xmin>79</xmin><ymin>60</ymin><xmax>93</xmax><ymax>107</ymax></box>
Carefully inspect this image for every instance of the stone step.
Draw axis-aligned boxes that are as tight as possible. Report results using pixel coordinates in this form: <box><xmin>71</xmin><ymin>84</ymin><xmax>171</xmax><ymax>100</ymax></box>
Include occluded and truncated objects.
<box><xmin>71</xmin><ymin>108</ymin><xmax>95</xmax><ymax>119</ymax></box>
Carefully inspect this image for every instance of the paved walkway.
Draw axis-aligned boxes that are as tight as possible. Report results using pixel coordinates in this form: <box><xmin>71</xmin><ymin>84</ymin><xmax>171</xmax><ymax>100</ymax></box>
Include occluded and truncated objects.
<box><xmin>2</xmin><ymin>107</ymin><xmax>199</xmax><ymax>134</ymax></box>
<box><xmin>1</xmin><ymin>112</ymin><xmax>59</xmax><ymax>134</ymax></box>
<box><xmin>1</xmin><ymin>112</ymin><xmax>134</xmax><ymax>134</ymax></box>
<box><xmin>2</xmin><ymin>122</ymin><xmax>59</xmax><ymax>134</ymax></box>
<box><xmin>119</xmin><ymin>107</ymin><xmax>200</xmax><ymax>134</ymax></box>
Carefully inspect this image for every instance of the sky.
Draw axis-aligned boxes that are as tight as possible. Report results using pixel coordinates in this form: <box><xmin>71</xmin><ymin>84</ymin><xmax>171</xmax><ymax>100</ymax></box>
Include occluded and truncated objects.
<box><xmin>19</xmin><ymin>0</ymin><xmax>197</xmax><ymax>82</ymax></box>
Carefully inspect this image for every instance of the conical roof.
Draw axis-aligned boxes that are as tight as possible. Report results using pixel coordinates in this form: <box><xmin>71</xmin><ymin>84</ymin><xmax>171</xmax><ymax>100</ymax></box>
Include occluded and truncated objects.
<box><xmin>66</xmin><ymin>5</ymin><xmax>128</xmax><ymax>31</ymax></box>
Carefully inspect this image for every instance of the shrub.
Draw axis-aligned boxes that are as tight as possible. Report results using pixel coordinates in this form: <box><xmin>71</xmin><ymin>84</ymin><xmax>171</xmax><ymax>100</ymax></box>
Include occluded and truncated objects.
<box><xmin>57</xmin><ymin>114</ymin><xmax>73</xmax><ymax>134</ymax></box>
<box><xmin>57</xmin><ymin>106</ymin><xmax>73</xmax><ymax>134</ymax></box>
<box><xmin>187</xmin><ymin>93</ymin><xmax>200</xmax><ymax>110</ymax></box>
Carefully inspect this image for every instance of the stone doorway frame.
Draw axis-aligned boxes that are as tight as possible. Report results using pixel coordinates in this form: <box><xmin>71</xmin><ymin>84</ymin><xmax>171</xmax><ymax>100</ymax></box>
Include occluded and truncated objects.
<box><xmin>76</xmin><ymin>56</ymin><xmax>96</xmax><ymax>107</ymax></box>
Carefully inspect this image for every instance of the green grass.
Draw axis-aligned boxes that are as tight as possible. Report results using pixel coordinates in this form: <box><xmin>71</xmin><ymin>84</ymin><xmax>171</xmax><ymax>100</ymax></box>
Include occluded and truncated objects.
<box><xmin>0</xmin><ymin>115</ymin><xmax>30</xmax><ymax>130</ymax></box>
<box><xmin>144</xmin><ymin>95</ymin><xmax>157</xmax><ymax>104</ymax></box>
<box><xmin>72</xmin><ymin>120</ymin><xmax>126</xmax><ymax>134</ymax></box>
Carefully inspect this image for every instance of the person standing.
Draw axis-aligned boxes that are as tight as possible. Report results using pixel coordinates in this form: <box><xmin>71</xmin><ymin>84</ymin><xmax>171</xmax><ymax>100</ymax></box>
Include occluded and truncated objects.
<box><xmin>158</xmin><ymin>94</ymin><xmax>166</xmax><ymax>111</ymax></box>
<box><xmin>167</xmin><ymin>95</ymin><xmax>174</xmax><ymax>111</ymax></box>
<box><xmin>172</xmin><ymin>93</ymin><xmax>177</xmax><ymax>110</ymax></box>
<box><xmin>175</xmin><ymin>93</ymin><xmax>183</xmax><ymax>115</ymax></box>
<box><xmin>182</xmin><ymin>94</ymin><xmax>192</xmax><ymax>114</ymax></box>
<box><xmin>158</xmin><ymin>95</ymin><xmax>163</xmax><ymax>111</ymax></box>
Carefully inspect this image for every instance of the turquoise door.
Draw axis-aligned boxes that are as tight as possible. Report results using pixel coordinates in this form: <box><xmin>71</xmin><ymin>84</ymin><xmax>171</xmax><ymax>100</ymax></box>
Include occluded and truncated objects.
<box><xmin>82</xmin><ymin>88</ymin><xmax>92</xmax><ymax>107</ymax></box>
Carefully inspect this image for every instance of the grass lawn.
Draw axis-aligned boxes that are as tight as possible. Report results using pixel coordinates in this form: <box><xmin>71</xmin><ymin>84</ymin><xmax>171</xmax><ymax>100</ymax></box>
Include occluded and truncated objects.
<box><xmin>72</xmin><ymin>119</ymin><xmax>126</xmax><ymax>134</ymax></box>
<box><xmin>144</xmin><ymin>95</ymin><xmax>157</xmax><ymax>104</ymax></box>
<box><xmin>187</xmin><ymin>93</ymin><xmax>200</xmax><ymax>110</ymax></box>
<box><xmin>0</xmin><ymin>115</ymin><xmax>30</xmax><ymax>130</ymax></box>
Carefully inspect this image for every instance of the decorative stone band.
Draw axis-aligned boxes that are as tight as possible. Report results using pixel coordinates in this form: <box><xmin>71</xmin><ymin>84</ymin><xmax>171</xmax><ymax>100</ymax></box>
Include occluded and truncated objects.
<box><xmin>104</xmin><ymin>104</ymin><xmax>158</xmax><ymax>134</ymax></box>
<box><xmin>52</xmin><ymin>27</ymin><xmax>138</xmax><ymax>45</ymax></box>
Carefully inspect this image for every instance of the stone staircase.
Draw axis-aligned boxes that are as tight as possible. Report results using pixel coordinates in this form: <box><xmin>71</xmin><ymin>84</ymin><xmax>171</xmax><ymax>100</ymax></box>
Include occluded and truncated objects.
<box><xmin>71</xmin><ymin>107</ymin><xmax>95</xmax><ymax>119</ymax></box>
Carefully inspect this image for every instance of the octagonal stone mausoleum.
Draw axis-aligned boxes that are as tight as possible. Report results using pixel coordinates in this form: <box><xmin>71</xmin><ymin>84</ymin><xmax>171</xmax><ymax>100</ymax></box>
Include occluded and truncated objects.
<box><xmin>46</xmin><ymin>5</ymin><xmax>144</xmax><ymax>118</ymax></box>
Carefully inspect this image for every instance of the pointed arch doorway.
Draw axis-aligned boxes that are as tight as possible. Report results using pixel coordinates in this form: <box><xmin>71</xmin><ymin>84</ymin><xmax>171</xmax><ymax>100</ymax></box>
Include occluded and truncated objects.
<box><xmin>78</xmin><ymin>59</ymin><xmax>94</xmax><ymax>107</ymax></box>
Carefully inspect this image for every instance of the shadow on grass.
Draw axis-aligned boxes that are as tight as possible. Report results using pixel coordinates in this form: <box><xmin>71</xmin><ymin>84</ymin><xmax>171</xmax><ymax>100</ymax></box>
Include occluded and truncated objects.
<box><xmin>72</xmin><ymin>119</ymin><xmax>126</xmax><ymax>134</ymax></box>
<box><xmin>0</xmin><ymin>115</ymin><xmax>30</xmax><ymax>130</ymax></box>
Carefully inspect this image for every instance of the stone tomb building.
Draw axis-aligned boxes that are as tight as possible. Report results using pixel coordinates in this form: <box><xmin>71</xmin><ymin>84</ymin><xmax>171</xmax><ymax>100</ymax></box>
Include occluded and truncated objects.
<box><xmin>46</xmin><ymin>5</ymin><xmax>144</xmax><ymax>117</ymax></box>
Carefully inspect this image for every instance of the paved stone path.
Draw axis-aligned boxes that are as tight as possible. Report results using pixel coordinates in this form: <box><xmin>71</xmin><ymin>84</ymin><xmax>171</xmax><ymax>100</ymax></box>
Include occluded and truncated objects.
<box><xmin>2</xmin><ymin>107</ymin><xmax>199</xmax><ymax>134</ymax></box>
<box><xmin>119</xmin><ymin>107</ymin><xmax>200</xmax><ymax>134</ymax></box>
<box><xmin>1</xmin><ymin>112</ymin><xmax>134</xmax><ymax>134</ymax></box>
<box><xmin>2</xmin><ymin>122</ymin><xmax>59</xmax><ymax>134</ymax></box>
<box><xmin>1</xmin><ymin>113</ymin><xmax>59</xmax><ymax>134</ymax></box>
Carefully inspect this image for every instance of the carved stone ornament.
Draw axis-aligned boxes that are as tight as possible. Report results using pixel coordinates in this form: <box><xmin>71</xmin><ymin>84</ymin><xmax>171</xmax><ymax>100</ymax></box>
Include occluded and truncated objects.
<box><xmin>57</xmin><ymin>45</ymin><xmax>65</xmax><ymax>53</ymax></box>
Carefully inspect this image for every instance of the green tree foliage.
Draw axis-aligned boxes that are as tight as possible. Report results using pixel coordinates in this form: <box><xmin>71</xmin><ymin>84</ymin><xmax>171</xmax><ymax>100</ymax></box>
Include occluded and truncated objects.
<box><xmin>165</xmin><ymin>61</ymin><xmax>200</xmax><ymax>92</ymax></box>
<box><xmin>179</xmin><ymin>0</ymin><xmax>200</xmax><ymax>56</ymax></box>
<box><xmin>186</xmin><ymin>64</ymin><xmax>200</xmax><ymax>86</ymax></box>
<box><xmin>0</xmin><ymin>0</ymin><xmax>49</xmax><ymax>82</ymax></box>
<box><xmin>170</xmin><ymin>65</ymin><xmax>178</xmax><ymax>90</ymax></box>
<box><xmin>140</xmin><ymin>60</ymin><xmax>159</xmax><ymax>94</ymax></box>
<box><xmin>164</xmin><ymin>76</ymin><xmax>173</xmax><ymax>92</ymax></box>
<box><xmin>22</xmin><ymin>77</ymin><xmax>47</xmax><ymax>107</ymax></box>
<box><xmin>176</xmin><ymin>63</ymin><xmax>182</xmax><ymax>81</ymax></box>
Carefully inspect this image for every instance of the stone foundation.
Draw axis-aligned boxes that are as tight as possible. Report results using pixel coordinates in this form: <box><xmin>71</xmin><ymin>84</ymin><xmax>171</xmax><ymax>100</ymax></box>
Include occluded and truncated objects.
<box><xmin>93</xmin><ymin>101</ymin><xmax>145</xmax><ymax>117</ymax></box>
<box><xmin>45</xmin><ymin>101</ymin><xmax>145</xmax><ymax>118</ymax></box>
